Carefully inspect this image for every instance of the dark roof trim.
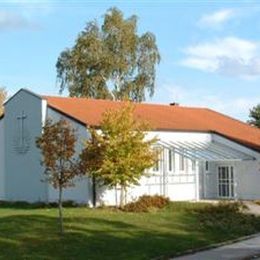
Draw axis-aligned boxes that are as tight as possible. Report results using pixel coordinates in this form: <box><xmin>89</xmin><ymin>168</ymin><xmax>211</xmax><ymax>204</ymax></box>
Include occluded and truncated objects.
<box><xmin>4</xmin><ymin>88</ymin><xmax>42</xmax><ymax>106</ymax></box>
<box><xmin>210</xmin><ymin>131</ymin><xmax>260</xmax><ymax>154</ymax></box>
<box><xmin>47</xmin><ymin>105</ymin><xmax>87</xmax><ymax>127</ymax></box>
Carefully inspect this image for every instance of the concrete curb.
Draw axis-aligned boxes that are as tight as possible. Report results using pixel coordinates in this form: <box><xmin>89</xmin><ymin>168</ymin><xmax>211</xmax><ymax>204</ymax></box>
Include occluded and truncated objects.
<box><xmin>153</xmin><ymin>232</ymin><xmax>260</xmax><ymax>260</ymax></box>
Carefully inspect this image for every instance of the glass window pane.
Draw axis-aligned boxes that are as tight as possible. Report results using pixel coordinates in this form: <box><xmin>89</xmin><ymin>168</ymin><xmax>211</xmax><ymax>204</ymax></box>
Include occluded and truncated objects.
<box><xmin>153</xmin><ymin>148</ymin><xmax>160</xmax><ymax>172</ymax></box>
<box><xmin>205</xmin><ymin>161</ymin><xmax>209</xmax><ymax>171</ymax></box>
<box><xmin>192</xmin><ymin>160</ymin><xmax>196</xmax><ymax>171</ymax></box>
<box><xmin>179</xmin><ymin>152</ymin><xmax>184</xmax><ymax>171</ymax></box>
<box><xmin>168</xmin><ymin>150</ymin><xmax>172</xmax><ymax>171</ymax></box>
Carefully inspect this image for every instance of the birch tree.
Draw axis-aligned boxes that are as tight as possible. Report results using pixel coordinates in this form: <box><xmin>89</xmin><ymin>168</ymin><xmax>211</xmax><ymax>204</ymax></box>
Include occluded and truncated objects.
<box><xmin>248</xmin><ymin>104</ymin><xmax>260</xmax><ymax>128</ymax></box>
<box><xmin>56</xmin><ymin>7</ymin><xmax>160</xmax><ymax>102</ymax></box>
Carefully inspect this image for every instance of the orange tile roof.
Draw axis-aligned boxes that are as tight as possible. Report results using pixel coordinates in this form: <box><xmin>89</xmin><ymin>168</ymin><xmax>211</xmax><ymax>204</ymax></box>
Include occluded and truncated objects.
<box><xmin>43</xmin><ymin>96</ymin><xmax>260</xmax><ymax>152</ymax></box>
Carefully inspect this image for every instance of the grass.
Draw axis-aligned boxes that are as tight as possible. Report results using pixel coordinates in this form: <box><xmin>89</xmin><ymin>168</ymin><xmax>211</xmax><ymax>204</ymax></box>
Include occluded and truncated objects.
<box><xmin>0</xmin><ymin>202</ymin><xmax>260</xmax><ymax>260</ymax></box>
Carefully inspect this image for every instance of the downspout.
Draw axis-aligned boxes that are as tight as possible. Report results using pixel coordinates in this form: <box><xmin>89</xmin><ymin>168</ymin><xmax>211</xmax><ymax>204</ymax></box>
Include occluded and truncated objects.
<box><xmin>195</xmin><ymin>161</ymin><xmax>200</xmax><ymax>201</ymax></box>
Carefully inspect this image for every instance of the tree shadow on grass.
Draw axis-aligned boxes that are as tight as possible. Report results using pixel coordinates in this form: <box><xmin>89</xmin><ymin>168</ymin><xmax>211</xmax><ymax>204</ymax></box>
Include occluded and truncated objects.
<box><xmin>0</xmin><ymin>212</ymin><xmax>214</xmax><ymax>260</ymax></box>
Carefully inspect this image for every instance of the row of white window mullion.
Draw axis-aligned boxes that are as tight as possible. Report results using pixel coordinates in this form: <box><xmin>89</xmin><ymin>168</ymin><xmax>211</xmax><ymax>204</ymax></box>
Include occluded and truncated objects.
<box><xmin>153</xmin><ymin>148</ymin><xmax>202</xmax><ymax>174</ymax></box>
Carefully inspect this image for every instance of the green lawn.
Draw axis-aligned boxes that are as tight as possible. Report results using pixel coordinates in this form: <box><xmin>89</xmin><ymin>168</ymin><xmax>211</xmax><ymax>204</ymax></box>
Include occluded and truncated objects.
<box><xmin>0</xmin><ymin>202</ymin><xmax>260</xmax><ymax>260</ymax></box>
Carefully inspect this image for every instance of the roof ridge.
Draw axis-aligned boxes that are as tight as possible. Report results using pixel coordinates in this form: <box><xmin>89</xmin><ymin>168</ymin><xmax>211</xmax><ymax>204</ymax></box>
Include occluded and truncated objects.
<box><xmin>43</xmin><ymin>95</ymin><xmax>208</xmax><ymax>110</ymax></box>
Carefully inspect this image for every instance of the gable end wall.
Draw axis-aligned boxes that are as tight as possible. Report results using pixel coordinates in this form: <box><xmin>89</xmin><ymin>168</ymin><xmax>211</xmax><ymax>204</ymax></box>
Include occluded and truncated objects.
<box><xmin>4</xmin><ymin>90</ymin><xmax>47</xmax><ymax>202</ymax></box>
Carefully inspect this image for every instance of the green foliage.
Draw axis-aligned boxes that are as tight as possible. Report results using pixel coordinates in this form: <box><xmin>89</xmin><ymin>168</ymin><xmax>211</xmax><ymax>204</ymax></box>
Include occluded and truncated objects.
<box><xmin>193</xmin><ymin>202</ymin><xmax>260</xmax><ymax>235</ymax></box>
<box><xmin>123</xmin><ymin>195</ymin><xmax>170</xmax><ymax>212</ymax></box>
<box><xmin>194</xmin><ymin>201</ymin><xmax>246</xmax><ymax>216</ymax></box>
<box><xmin>96</xmin><ymin>103</ymin><xmax>157</xmax><ymax>188</ymax></box>
<box><xmin>56</xmin><ymin>7</ymin><xmax>160</xmax><ymax>102</ymax></box>
<box><xmin>79</xmin><ymin>102</ymin><xmax>157</xmax><ymax>207</ymax></box>
<box><xmin>248</xmin><ymin>104</ymin><xmax>260</xmax><ymax>128</ymax></box>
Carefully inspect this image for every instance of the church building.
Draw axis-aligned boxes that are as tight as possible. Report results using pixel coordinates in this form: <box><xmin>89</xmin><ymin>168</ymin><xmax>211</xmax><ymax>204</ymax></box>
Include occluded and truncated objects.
<box><xmin>0</xmin><ymin>88</ymin><xmax>259</xmax><ymax>205</ymax></box>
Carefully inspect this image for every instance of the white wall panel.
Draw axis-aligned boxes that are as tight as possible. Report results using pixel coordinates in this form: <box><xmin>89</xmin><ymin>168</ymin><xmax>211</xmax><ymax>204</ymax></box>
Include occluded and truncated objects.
<box><xmin>0</xmin><ymin>119</ymin><xmax>4</xmax><ymax>199</ymax></box>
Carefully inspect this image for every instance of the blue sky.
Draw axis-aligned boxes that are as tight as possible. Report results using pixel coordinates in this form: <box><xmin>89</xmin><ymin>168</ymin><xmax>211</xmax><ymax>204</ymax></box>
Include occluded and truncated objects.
<box><xmin>0</xmin><ymin>0</ymin><xmax>260</xmax><ymax>121</ymax></box>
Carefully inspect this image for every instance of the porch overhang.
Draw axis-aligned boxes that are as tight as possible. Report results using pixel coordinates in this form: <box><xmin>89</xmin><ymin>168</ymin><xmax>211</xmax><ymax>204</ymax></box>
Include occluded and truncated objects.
<box><xmin>158</xmin><ymin>140</ymin><xmax>255</xmax><ymax>161</ymax></box>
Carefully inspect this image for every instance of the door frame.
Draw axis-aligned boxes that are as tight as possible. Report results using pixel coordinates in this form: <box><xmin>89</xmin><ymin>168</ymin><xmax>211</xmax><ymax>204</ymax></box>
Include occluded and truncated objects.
<box><xmin>217</xmin><ymin>164</ymin><xmax>235</xmax><ymax>199</ymax></box>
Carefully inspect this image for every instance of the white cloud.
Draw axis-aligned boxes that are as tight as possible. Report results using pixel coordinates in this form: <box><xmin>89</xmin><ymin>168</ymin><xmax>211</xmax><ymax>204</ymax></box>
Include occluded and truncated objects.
<box><xmin>0</xmin><ymin>0</ymin><xmax>54</xmax><ymax>27</ymax></box>
<box><xmin>181</xmin><ymin>37</ymin><xmax>260</xmax><ymax>78</ymax></box>
<box><xmin>161</xmin><ymin>83</ymin><xmax>259</xmax><ymax>121</ymax></box>
<box><xmin>0</xmin><ymin>11</ymin><xmax>40</xmax><ymax>30</ymax></box>
<box><xmin>198</xmin><ymin>8</ymin><xmax>236</xmax><ymax>28</ymax></box>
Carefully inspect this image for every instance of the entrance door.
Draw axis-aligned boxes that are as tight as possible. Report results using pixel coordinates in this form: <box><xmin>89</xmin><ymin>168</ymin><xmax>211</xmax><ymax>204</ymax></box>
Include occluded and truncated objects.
<box><xmin>218</xmin><ymin>166</ymin><xmax>234</xmax><ymax>198</ymax></box>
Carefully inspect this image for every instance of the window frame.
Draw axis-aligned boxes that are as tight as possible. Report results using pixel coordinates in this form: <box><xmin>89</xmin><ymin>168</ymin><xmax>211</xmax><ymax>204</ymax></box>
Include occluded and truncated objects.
<box><xmin>191</xmin><ymin>160</ymin><xmax>196</xmax><ymax>172</ymax></box>
<box><xmin>179</xmin><ymin>149</ymin><xmax>187</xmax><ymax>172</ymax></box>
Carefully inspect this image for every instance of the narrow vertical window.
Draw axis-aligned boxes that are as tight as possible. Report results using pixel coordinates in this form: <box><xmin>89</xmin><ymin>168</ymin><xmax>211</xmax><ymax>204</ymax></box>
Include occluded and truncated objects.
<box><xmin>168</xmin><ymin>149</ymin><xmax>175</xmax><ymax>172</ymax></box>
<box><xmin>192</xmin><ymin>160</ymin><xmax>196</xmax><ymax>172</ymax></box>
<box><xmin>153</xmin><ymin>148</ymin><xmax>160</xmax><ymax>172</ymax></box>
<box><xmin>179</xmin><ymin>151</ymin><xmax>185</xmax><ymax>171</ymax></box>
<box><xmin>168</xmin><ymin>150</ymin><xmax>172</xmax><ymax>171</ymax></box>
<box><xmin>205</xmin><ymin>161</ymin><xmax>209</xmax><ymax>172</ymax></box>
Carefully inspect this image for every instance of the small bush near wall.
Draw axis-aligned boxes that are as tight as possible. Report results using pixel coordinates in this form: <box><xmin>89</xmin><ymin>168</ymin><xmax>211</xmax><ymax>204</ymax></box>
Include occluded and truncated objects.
<box><xmin>193</xmin><ymin>201</ymin><xmax>260</xmax><ymax>235</ymax></box>
<box><xmin>254</xmin><ymin>200</ymin><xmax>260</xmax><ymax>206</ymax></box>
<box><xmin>123</xmin><ymin>195</ymin><xmax>170</xmax><ymax>212</ymax></box>
<box><xmin>195</xmin><ymin>201</ymin><xmax>247</xmax><ymax>215</ymax></box>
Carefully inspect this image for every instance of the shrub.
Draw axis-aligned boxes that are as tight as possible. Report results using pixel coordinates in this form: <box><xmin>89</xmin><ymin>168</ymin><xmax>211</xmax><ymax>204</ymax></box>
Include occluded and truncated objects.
<box><xmin>195</xmin><ymin>201</ymin><xmax>247</xmax><ymax>215</ymax></box>
<box><xmin>254</xmin><ymin>200</ymin><xmax>260</xmax><ymax>206</ymax></box>
<box><xmin>192</xmin><ymin>201</ymin><xmax>260</xmax><ymax>235</ymax></box>
<box><xmin>123</xmin><ymin>195</ymin><xmax>170</xmax><ymax>212</ymax></box>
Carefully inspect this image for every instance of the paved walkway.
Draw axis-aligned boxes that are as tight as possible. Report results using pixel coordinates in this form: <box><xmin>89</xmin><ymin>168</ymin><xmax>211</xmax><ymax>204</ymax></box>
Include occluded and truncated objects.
<box><xmin>173</xmin><ymin>235</ymin><xmax>260</xmax><ymax>260</ymax></box>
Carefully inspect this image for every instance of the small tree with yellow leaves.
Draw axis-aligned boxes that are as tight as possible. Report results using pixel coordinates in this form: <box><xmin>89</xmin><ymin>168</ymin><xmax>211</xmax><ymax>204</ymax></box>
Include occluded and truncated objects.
<box><xmin>80</xmin><ymin>103</ymin><xmax>157</xmax><ymax>207</ymax></box>
<box><xmin>0</xmin><ymin>88</ymin><xmax>7</xmax><ymax>116</ymax></box>
<box><xmin>36</xmin><ymin>119</ymin><xmax>78</xmax><ymax>234</ymax></box>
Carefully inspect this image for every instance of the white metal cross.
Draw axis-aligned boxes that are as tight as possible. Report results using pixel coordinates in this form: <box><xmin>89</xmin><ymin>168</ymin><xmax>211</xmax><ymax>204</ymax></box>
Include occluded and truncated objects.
<box><xmin>17</xmin><ymin>110</ymin><xmax>27</xmax><ymax>146</ymax></box>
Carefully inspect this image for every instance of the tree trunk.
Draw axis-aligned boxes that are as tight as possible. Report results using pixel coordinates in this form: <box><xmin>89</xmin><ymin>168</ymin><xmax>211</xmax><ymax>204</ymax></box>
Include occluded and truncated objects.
<box><xmin>58</xmin><ymin>185</ymin><xmax>64</xmax><ymax>235</ymax></box>
<box><xmin>120</xmin><ymin>185</ymin><xmax>124</xmax><ymax>208</ymax></box>
<box><xmin>124</xmin><ymin>186</ymin><xmax>127</xmax><ymax>206</ymax></box>
<box><xmin>92</xmin><ymin>176</ymin><xmax>96</xmax><ymax>208</ymax></box>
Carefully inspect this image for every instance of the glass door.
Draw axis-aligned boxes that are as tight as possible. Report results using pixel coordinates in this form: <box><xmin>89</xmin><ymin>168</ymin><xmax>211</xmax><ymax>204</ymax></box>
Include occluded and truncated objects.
<box><xmin>218</xmin><ymin>166</ymin><xmax>234</xmax><ymax>198</ymax></box>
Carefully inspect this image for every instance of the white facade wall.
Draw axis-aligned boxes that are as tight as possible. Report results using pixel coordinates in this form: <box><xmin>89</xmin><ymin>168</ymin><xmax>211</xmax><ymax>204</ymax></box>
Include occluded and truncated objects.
<box><xmin>0</xmin><ymin>118</ymin><xmax>4</xmax><ymax>199</ymax></box>
<box><xmin>4</xmin><ymin>90</ymin><xmax>47</xmax><ymax>202</ymax></box>
<box><xmin>203</xmin><ymin>134</ymin><xmax>260</xmax><ymax>200</ymax></box>
<box><xmin>235</xmin><ymin>160</ymin><xmax>260</xmax><ymax>200</ymax></box>
<box><xmin>102</xmin><ymin>131</ymin><xmax>212</xmax><ymax>205</ymax></box>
